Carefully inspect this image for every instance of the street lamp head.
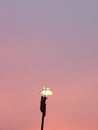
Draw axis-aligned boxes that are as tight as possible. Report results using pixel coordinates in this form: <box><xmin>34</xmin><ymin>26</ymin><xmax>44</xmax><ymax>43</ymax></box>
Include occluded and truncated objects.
<box><xmin>40</xmin><ymin>87</ymin><xmax>53</xmax><ymax>97</ymax></box>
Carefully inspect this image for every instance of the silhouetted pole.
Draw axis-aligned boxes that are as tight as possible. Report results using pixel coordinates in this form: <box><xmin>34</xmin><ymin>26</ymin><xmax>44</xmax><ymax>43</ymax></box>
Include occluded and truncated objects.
<box><xmin>41</xmin><ymin>114</ymin><xmax>44</xmax><ymax>130</ymax></box>
<box><xmin>40</xmin><ymin>96</ymin><xmax>47</xmax><ymax>130</ymax></box>
<box><xmin>40</xmin><ymin>87</ymin><xmax>53</xmax><ymax>130</ymax></box>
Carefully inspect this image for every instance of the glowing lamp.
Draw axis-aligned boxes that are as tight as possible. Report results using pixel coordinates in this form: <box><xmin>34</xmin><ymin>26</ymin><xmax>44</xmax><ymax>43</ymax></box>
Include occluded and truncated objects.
<box><xmin>40</xmin><ymin>87</ymin><xmax>53</xmax><ymax>97</ymax></box>
<box><xmin>40</xmin><ymin>87</ymin><xmax>53</xmax><ymax>130</ymax></box>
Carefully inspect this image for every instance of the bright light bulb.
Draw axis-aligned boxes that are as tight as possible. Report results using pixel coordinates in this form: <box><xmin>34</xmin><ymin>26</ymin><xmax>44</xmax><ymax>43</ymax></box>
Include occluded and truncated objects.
<box><xmin>40</xmin><ymin>87</ymin><xmax>53</xmax><ymax>97</ymax></box>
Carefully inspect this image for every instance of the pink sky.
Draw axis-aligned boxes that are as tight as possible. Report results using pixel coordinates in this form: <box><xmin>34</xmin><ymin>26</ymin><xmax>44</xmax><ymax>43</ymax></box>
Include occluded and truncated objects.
<box><xmin>0</xmin><ymin>0</ymin><xmax>98</xmax><ymax>130</ymax></box>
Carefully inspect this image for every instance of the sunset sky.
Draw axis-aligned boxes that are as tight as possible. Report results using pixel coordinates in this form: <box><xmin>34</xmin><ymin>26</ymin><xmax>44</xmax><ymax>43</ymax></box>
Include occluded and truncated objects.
<box><xmin>0</xmin><ymin>0</ymin><xmax>98</xmax><ymax>130</ymax></box>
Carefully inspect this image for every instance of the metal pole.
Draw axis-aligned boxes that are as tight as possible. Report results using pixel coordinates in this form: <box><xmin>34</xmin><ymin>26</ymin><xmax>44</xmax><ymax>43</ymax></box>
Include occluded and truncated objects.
<box><xmin>41</xmin><ymin>113</ymin><xmax>45</xmax><ymax>130</ymax></box>
<box><xmin>40</xmin><ymin>96</ymin><xmax>47</xmax><ymax>130</ymax></box>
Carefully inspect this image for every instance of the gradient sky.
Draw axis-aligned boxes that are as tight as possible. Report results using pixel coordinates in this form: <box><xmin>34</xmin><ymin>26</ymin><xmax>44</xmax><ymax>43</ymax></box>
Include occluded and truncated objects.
<box><xmin>0</xmin><ymin>0</ymin><xmax>98</xmax><ymax>130</ymax></box>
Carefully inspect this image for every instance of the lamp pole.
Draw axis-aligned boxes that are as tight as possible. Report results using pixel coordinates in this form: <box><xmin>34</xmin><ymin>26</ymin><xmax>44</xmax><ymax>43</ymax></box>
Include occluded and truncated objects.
<box><xmin>40</xmin><ymin>87</ymin><xmax>53</xmax><ymax>130</ymax></box>
<box><xmin>40</xmin><ymin>96</ymin><xmax>47</xmax><ymax>130</ymax></box>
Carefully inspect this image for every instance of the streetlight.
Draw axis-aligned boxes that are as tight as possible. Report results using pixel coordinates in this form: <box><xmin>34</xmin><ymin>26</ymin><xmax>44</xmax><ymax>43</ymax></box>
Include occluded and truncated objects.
<box><xmin>40</xmin><ymin>87</ymin><xmax>53</xmax><ymax>130</ymax></box>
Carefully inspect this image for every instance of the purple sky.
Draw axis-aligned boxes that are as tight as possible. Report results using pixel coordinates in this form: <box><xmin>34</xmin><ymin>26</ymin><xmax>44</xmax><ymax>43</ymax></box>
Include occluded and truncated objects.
<box><xmin>0</xmin><ymin>0</ymin><xmax>98</xmax><ymax>130</ymax></box>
